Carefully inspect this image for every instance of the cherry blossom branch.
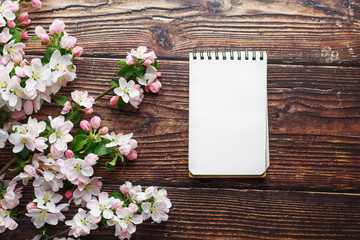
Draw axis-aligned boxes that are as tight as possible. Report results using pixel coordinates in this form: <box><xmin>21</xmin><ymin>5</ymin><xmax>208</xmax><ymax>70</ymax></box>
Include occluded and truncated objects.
<box><xmin>95</xmin><ymin>86</ymin><xmax>114</xmax><ymax>101</ymax></box>
<box><xmin>0</xmin><ymin>158</ymin><xmax>16</xmax><ymax>176</ymax></box>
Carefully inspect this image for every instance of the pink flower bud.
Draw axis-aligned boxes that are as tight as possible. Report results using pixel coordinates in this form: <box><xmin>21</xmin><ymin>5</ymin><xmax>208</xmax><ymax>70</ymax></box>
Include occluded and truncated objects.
<box><xmin>126</xmin><ymin>55</ymin><xmax>134</xmax><ymax>65</ymax></box>
<box><xmin>119</xmin><ymin>143</ymin><xmax>132</xmax><ymax>155</ymax></box>
<box><xmin>115</xmin><ymin>205</ymin><xmax>123</xmax><ymax>211</ymax></box>
<box><xmin>65</xmin><ymin>190</ymin><xmax>72</xmax><ymax>198</ymax></box>
<box><xmin>126</xmin><ymin>150</ymin><xmax>138</xmax><ymax>160</ymax></box>
<box><xmin>7</xmin><ymin>20</ymin><xmax>15</xmax><ymax>28</ymax></box>
<box><xmin>99</xmin><ymin>127</ymin><xmax>109</xmax><ymax>135</ymax></box>
<box><xmin>26</xmin><ymin>202</ymin><xmax>37</xmax><ymax>211</ymax></box>
<box><xmin>49</xmin><ymin>19</ymin><xmax>65</xmax><ymax>34</ymax></box>
<box><xmin>12</xmin><ymin>55</ymin><xmax>22</xmax><ymax>65</ymax></box>
<box><xmin>144</xmin><ymin>59</ymin><xmax>152</xmax><ymax>67</ymax></box>
<box><xmin>146</xmin><ymin>51</ymin><xmax>156</xmax><ymax>61</ymax></box>
<box><xmin>156</xmin><ymin>72</ymin><xmax>162</xmax><ymax>78</ymax></box>
<box><xmin>10</xmin><ymin>2</ymin><xmax>19</xmax><ymax>12</ymax></box>
<box><xmin>110</xmin><ymin>96</ymin><xmax>119</xmax><ymax>105</ymax></box>
<box><xmin>90</xmin><ymin>116</ymin><xmax>101</xmax><ymax>129</ymax></box>
<box><xmin>8</xmin><ymin>218</ymin><xmax>18</xmax><ymax>231</ymax></box>
<box><xmin>21</xmin><ymin>31</ymin><xmax>29</xmax><ymax>40</ymax></box>
<box><xmin>134</xmin><ymin>84</ymin><xmax>141</xmax><ymax>90</ymax></box>
<box><xmin>22</xmin><ymin>19</ymin><xmax>31</xmax><ymax>26</ymax></box>
<box><xmin>145</xmin><ymin>86</ymin><xmax>150</xmax><ymax>93</ymax></box>
<box><xmin>120</xmin><ymin>184</ymin><xmax>130</xmax><ymax>194</ymax></box>
<box><xmin>24</xmin><ymin>165</ymin><xmax>37</xmax><ymax>177</ymax></box>
<box><xmin>18</xmin><ymin>12</ymin><xmax>28</xmax><ymax>22</ymax></box>
<box><xmin>80</xmin><ymin>120</ymin><xmax>91</xmax><ymax>131</ymax></box>
<box><xmin>128</xmin><ymin>203</ymin><xmax>139</xmax><ymax>214</ymax></box>
<box><xmin>149</xmin><ymin>80</ymin><xmax>162</xmax><ymax>93</ymax></box>
<box><xmin>65</xmin><ymin>149</ymin><xmax>74</xmax><ymax>158</ymax></box>
<box><xmin>31</xmin><ymin>0</ymin><xmax>42</xmax><ymax>8</ymax></box>
<box><xmin>61</xmin><ymin>101</ymin><xmax>72</xmax><ymax>114</ymax></box>
<box><xmin>84</xmin><ymin>153</ymin><xmax>99</xmax><ymax>166</ymax></box>
<box><xmin>35</xmin><ymin>26</ymin><xmax>49</xmax><ymax>43</ymax></box>
<box><xmin>23</xmin><ymin>100</ymin><xmax>34</xmax><ymax>115</ymax></box>
<box><xmin>84</xmin><ymin>107</ymin><xmax>93</xmax><ymax>115</ymax></box>
<box><xmin>72</xmin><ymin>46</ymin><xmax>83</xmax><ymax>57</ymax></box>
<box><xmin>11</xmin><ymin>110</ymin><xmax>26</xmax><ymax>120</ymax></box>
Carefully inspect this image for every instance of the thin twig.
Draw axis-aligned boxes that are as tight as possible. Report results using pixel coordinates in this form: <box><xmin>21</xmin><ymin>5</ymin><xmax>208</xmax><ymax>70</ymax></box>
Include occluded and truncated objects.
<box><xmin>0</xmin><ymin>158</ymin><xmax>16</xmax><ymax>176</ymax></box>
<box><xmin>95</xmin><ymin>86</ymin><xmax>114</xmax><ymax>101</ymax></box>
<box><xmin>42</xmin><ymin>229</ymin><xmax>70</xmax><ymax>240</ymax></box>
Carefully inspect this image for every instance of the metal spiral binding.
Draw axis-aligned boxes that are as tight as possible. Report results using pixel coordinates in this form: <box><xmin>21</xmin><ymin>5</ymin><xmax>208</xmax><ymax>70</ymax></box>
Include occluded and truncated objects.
<box><xmin>192</xmin><ymin>48</ymin><xmax>264</xmax><ymax>60</ymax></box>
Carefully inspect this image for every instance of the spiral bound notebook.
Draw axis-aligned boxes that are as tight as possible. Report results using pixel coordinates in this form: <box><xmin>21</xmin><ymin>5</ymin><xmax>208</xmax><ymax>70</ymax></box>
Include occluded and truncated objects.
<box><xmin>188</xmin><ymin>49</ymin><xmax>269</xmax><ymax>178</ymax></box>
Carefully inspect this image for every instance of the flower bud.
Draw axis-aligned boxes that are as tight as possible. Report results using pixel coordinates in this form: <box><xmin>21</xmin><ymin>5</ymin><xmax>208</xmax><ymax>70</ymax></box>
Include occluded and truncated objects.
<box><xmin>110</xmin><ymin>96</ymin><xmax>119</xmax><ymax>105</ymax></box>
<box><xmin>128</xmin><ymin>203</ymin><xmax>139</xmax><ymax>214</ymax></box>
<box><xmin>126</xmin><ymin>55</ymin><xmax>134</xmax><ymax>65</ymax></box>
<box><xmin>90</xmin><ymin>116</ymin><xmax>101</xmax><ymax>129</ymax></box>
<box><xmin>11</xmin><ymin>110</ymin><xmax>26</xmax><ymax>121</ymax></box>
<box><xmin>145</xmin><ymin>86</ymin><xmax>150</xmax><ymax>93</ymax></box>
<box><xmin>126</xmin><ymin>150</ymin><xmax>138</xmax><ymax>160</ymax></box>
<box><xmin>23</xmin><ymin>101</ymin><xmax>34</xmax><ymax>115</ymax></box>
<box><xmin>61</xmin><ymin>101</ymin><xmax>72</xmax><ymax>114</ymax></box>
<box><xmin>32</xmin><ymin>0</ymin><xmax>42</xmax><ymax>8</ymax></box>
<box><xmin>22</xmin><ymin>19</ymin><xmax>31</xmax><ymax>26</ymax></box>
<box><xmin>35</xmin><ymin>26</ymin><xmax>49</xmax><ymax>43</ymax></box>
<box><xmin>72</xmin><ymin>46</ymin><xmax>83</xmax><ymax>57</ymax></box>
<box><xmin>10</xmin><ymin>2</ymin><xmax>19</xmax><ymax>12</ymax></box>
<box><xmin>7</xmin><ymin>20</ymin><xmax>15</xmax><ymax>28</ymax></box>
<box><xmin>80</xmin><ymin>120</ymin><xmax>91</xmax><ymax>131</ymax></box>
<box><xmin>144</xmin><ymin>59</ymin><xmax>152</xmax><ymax>67</ymax></box>
<box><xmin>49</xmin><ymin>19</ymin><xmax>65</xmax><ymax>34</ymax></box>
<box><xmin>65</xmin><ymin>149</ymin><xmax>74</xmax><ymax>158</ymax></box>
<box><xmin>149</xmin><ymin>80</ymin><xmax>162</xmax><ymax>93</ymax></box>
<box><xmin>65</xmin><ymin>190</ymin><xmax>72</xmax><ymax>198</ymax></box>
<box><xmin>99</xmin><ymin>127</ymin><xmax>109</xmax><ymax>135</ymax></box>
<box><xmin>26</xmin><ymin>202</ymin><xmax>37</xmax><ymax>211</ymax></box>
<box><xmin>84</xmin><ymin>153</ymin><xmax>99</xmax><ymax>166</ymax></box>
<box><xmin>24</xmin><ymin>165</ymin><xmax>36</xmax><ymax>177</ymax></box>
<box><xmin>119</xmin><ymin>143</ymin><xmax>132</xmax><ymax>155</ymax></box>
<box><xmin>21</xmin><ymin>31</ymin><xmax>29</xmax><ymax>40</ymax></box>
<box><xmin>18</xmin><ymin>12</ymin><xmax>28</xmax><ymax>22</ymax></box>
<box><xmin>156</xmin><ymin>72</ymin><xmax>162</xmax><ymax>78</ymax></box>
<box><xmin>134</xmin><ymin>84</ymin><xmax>141</xmax><ymax>90</ymax></box>
<box><xmin>84</xmin><ymin>107</ymin><xmax>93</xmax><ymax>114</ymax></box>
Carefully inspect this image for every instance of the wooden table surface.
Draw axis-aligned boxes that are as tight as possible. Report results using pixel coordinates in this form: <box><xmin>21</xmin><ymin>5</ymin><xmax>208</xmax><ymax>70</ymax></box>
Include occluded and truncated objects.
<box><xmin>1</xmin><ymin>0</ymin><xmax>360</xmax><ymax>239</ymax></box>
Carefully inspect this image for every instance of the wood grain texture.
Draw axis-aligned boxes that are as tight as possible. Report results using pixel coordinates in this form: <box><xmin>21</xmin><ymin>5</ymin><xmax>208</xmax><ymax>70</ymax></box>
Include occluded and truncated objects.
<box><xmin>0</xmin><ymin>0</ymin><xmax>360</xmax><ymax>239</ymax></box>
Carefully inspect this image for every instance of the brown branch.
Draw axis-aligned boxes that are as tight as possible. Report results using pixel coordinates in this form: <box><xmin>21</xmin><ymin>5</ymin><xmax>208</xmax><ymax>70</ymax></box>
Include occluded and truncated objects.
<box><xmin>0</xmin><ymin>158</ymin><xmax>16</xmax><ymax>176</ymax></box>
<box><xmin>42</xmin><ymin>229</ymin><xmax>70</xmax><ymax>240</ymax></box>
<box><xmin>95</xmin><ymin>86</ymin><xmax>114</xmax><ymax>101</ymax></box>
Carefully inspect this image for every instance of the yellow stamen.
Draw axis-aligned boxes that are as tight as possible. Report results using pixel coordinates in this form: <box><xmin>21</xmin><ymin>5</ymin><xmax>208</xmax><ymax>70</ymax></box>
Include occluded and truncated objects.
<box><xmin>21</xmin><ymin>138</ymin><xmax>27</xmax><ymax>143</ymax></box>
<box><xmin>0</xmin><ymin>82</ymin><xmax>7</xmax><ymax>88</ymax></box>
<box><xmin>125</xmin><ymin>217</ymin><xmax>131</xmax><ymax>224</ymax></box>
<box><xmin>74</xmin><ymin>164</ymin><xmax>82</xmax><ymax>172</ymax></box>
<box><xmin>33</xmin><ymin>72</ymin><xmax>40</xmax><ymax>80</ymax></box>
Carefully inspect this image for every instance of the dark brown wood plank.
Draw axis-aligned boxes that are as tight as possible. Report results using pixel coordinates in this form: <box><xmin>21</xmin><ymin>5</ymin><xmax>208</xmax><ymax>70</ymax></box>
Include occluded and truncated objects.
<box><xmin>3</xmin><ymin>186</ymin><xmax>360</xmax><ymax>240</ymax></box>
<box><xmin>19</xmin><ymin>0</ymin><xmax>360</xmax><ymax>65</ymax></box>
<box><xmin>1</xmin><ymin>58</ymin><xmax>359</xmax><ymax>192</ymax></box>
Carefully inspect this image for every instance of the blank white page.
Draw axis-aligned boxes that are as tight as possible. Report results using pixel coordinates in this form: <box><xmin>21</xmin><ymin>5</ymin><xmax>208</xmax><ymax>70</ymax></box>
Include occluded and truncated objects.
<box><xmin>188</xmin><ymin>51</ymin><xmax>268</xmax><ymax>176</ymax></box>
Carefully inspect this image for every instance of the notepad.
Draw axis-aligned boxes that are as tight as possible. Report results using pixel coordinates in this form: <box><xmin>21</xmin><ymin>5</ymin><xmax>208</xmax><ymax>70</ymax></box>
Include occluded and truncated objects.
<box><xmin>188</xmin><ymin>49</ymin><xmax>269</xmax><ymax>178</ymax></box>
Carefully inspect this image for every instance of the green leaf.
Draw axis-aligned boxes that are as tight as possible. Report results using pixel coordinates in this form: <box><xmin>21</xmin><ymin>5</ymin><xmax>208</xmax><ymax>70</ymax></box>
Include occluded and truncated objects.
<box><xmin>134</xmin><ymin>65</ymin><xmax>146</xmax><ymax>77</ymax></box>
<box><xmin>110</xmin><ymin>192</ymin><xmax>124</xmax><ymax>201</ymax></box>
<box><xmin>111</xmin><ymin>79</ymin><xmax>119</xmax><ymax>88</ymax></box>
<box><xmin>12</xmin><ymin>30</ymin><xmax>22</xmax><ymax>43</ymax></box>
<box><xmin>115</xmin><ymin>60</ymin><xmax>126</xmax><ymax>66</ymax></box>
<box><xmin>46</xmin><ymin>47</ymin><xmax>56</xmax><ymax>61</ymax></box>
<box><xmin>64</xmin><ymin>110</ymin><xmax>74</xmax><ymax>120</ymax></box>
<box><xmin>153</xmin><ymin>60</ymin><xmax>159</xmax><ymax>70</ymax></box>
<box><xmin>9</xmin><ymin>164</ymin><xmax>22</xmax><ymax>172</ymax></box>
<box><xmin>105</xmin><ymin>162</ymin><xmax>116</xmax><ymax>171</ymax></box>
<box><xmin>117</xmin><ymin>97</ymin><xmax>126</xmax><ymax>109</ymax></box>
<box><xmin>41</xmin><ymin>41</ymin><xmax>48</xmax><ymax>46</ymax></box>
<box><xmin>55</xmin><ymin>96</ymin><xmax>70</xmax><ymax>106</ymax></box>
<box><xmin>102</xmin><ymin>218</ymin><xmax>110</xmax><ymax>227</ymax></box>
<box><xmin>118</xmin><ymin>64</ymin><xmax>134</xmax><ymax>76</ymax></box>
<box><xmin>76</xmin><ymin>128</ymin><xmax>87</xmax><ymax>135</ymax></box>
<box><xmin>81</xmin><ymin>142</ymin><xmax>96</xmax><ymax>155</ymax></box>
<box><xmin>94</xmin><ymin>141</ymin><xmax>112</xmax><ymax>156</ymax></box>
<box><xmin>18</xmin><ymin>147</ymin><xmax>29</xmax><ymax>160</ymax></box>
<box><xmin>73</xmin><ymin>110</ymin><xmax>81</xmax><ymax>124</ymax></box>
<box><xmin>30</xmin><ymin>36</ymin><xmax>41</xmax><ymax>40</ymax></box>
<box><xmin>71</xmin><ymin>134</ymin><xmax>88</xmax><ymax>152</ymax></box>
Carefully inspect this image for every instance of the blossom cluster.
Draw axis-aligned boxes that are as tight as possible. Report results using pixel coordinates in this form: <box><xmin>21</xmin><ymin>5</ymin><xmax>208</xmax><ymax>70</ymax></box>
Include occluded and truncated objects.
<box><xmin>110</xmin><ymin>46</ymin><xmax>162</xmax><ymax>109</ymax></box>
<box><xmin>65</xmin><ymin>182</ymin><xmax>171</xmax><ymax>239</ymax></box>
<box><xmin>0</xmin><ymin>0</ymin><xmax>83</xmax><ymax>129</ymax></box>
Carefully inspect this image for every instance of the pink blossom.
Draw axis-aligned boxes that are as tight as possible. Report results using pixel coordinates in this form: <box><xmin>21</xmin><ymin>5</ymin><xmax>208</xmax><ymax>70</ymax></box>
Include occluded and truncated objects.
<box><xmin>156</xmin><ymin>72</ymin><xmax>162</xmax><ymax>78</ymax></box>
<box><xmin>72</xmin><ymin>46</ymin><xmax>83</xmax><ymax>57</ymax></box>
<box><xmin>144</xmin><ymin>59</ymin><xmax>152</xmax><ymax>67</ymax></box>
<box><xmin>31</xmin><ymin>0</ymin><xmax>42</xmax><ymax>8</ymax></box>
<box><xmin>149</xmin><ymin>80</ymin><xmax>162</xmax><ymax>93</ymax></box>
<box><xmin>129</xmin><ymin>92</ymin><xmax>144</xmax><ymax>109</ymax></box>
<box><xmin>80</xmin><ymin>120</ymin><xmax>91</xmax><ymax>131</ymax></box>
<box><xmin>15</xmin><ymin>66</ymin><xmax>26</xmax><ymax>77</ymax></box>
<box><xmin>119</xmin><ymin>144</ymin><xmax>132</xmax><ymax>155</ymax></box>
<box><xmin>61</xmin><ymin>101</ymin><xmax>72</xmax><ymax>114</ymax></box>
<box><xmin>90</xmin><ymin>116</ymin><xmax>101</xmax><ymax>129</ymax></box>
<box><xmin>110</xmin><ymin>95</ymin><xmax>118</xmax><ymax>105</ymax></box>
<box><xmin>0</xmin><ymin>28</ymin><xmax>12</xmax><ymax>43</ymax></box>
<box><xmin>35</xmin><ymin>26</ymin><xmax>49</xmax><ymax>43</ymax></box>
<box><xmin>134</xmin><ymin>84</ymin><xmax>141</xmax><ymax>90</ymax></box>
<box><xmin>23</xmin><ymin>165</ymin><xmax>37</xmax><ymax>177</ymax></box>
<box><xmin>50</xmin><ymin>144</ymin><xmax>64</xmax><ymax>159</ymax></box>
<box><xmin>126</xmin><ymin>150</ymin><xmax>138</xmax><ymax>160</ymax></box>
<box><xmin>26</xmin><ymin>202</ymin><xmax>37</xmax><ymax>211</ymax></box>
<box><xmin>146</xmin><ymin>51</ymin><xmax>157</xmax><ymax>61</ymax></box>
<box><xmin>49</xmin><ymin>19</ymin><xmax>65</xmax><ymax>34</ymax></box>
<box><xmin>7</xmin><ymin>20</ymin><xmax>15</xmax><ymax>28</ymax></box>
<box><xmin>20</xmin><ymin>59</ymin><xmax>28</xmax><ymax>67</ymax></box>
<box><xmin>23</xmin><ymin>100</ymin><xmax>34</xmax><ymax>115</ymax></box>
<box><xmin>126</xmin><ymin>55</ymin><xmax>134</xmax><ymax>65</ymax></box>
<box><xmin>60</xmin><ymin>34</ymin><xmax>77</xmax><ymax>49</ymax></box>
<box><xmin>65</xmin><ymin>149</ymin><xmax>74</xmax><ymax>158</ymax></box>
<box><xmin>22</xmin><ymin>19</ymin><xmax>31</xmax><ymax>26</ymax></box>
<box><xmin>145</xmin><ymin>86</ymin><xmax>150</xmax><ymax>92</ymax></box>
<box><xmin>21</xmin><ymin>31</ymin><xmax>29</xmax><ymax>39</ymax></box>
<box><xmin>84</xmin><ymin>153</ymin><xmax>98</xmax><ymax>166</ymax></box>
<box><xmin>18</xmin><ymin>12</ymin><xmax>28</xmax><ymax>21</ymax></box>
<box><xmin>65</xmin><ymin>190</ymin><xmax>73</xmax><ymax>198</ymax></box>
<box><xmin>99</xmin><ymin>127</ymin><xmax>108</xmax><ymax>135</ymax></box>
<box><xmin>84</xmin><ymin>107</ymin><xmax>93</xmax><ymax>114</ymax></box>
